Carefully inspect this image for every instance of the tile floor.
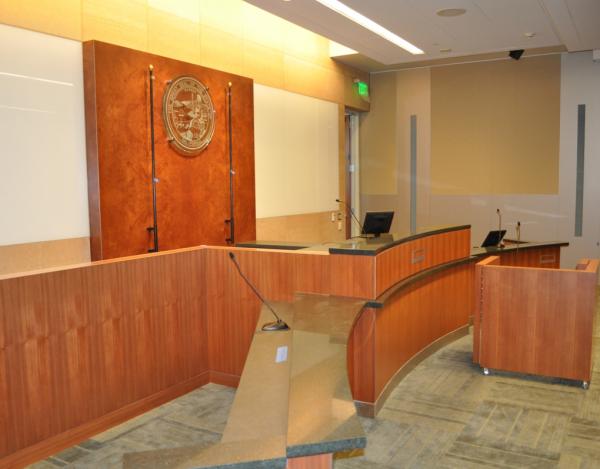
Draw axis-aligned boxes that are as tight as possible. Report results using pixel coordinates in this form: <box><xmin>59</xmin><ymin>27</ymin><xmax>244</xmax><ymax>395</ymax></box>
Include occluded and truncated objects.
<box><xmin>29</xmin><ymin>307</ymin><xmax>600</xmax><ymax>469</ymax></box>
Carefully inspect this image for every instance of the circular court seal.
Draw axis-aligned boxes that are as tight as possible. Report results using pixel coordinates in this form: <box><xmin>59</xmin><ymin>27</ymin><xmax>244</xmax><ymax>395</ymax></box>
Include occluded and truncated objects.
<box><xmin>162</xmin><ymin>76</ymin><xmax>215</xmax><ymax>156</ymax></box>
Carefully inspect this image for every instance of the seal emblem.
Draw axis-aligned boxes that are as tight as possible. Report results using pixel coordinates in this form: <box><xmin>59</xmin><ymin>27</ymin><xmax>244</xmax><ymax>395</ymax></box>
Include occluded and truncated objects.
<box><xmin>162</xmin><ymin>76</ymin><xmax>215</xmax><ymax>156</ymax></box>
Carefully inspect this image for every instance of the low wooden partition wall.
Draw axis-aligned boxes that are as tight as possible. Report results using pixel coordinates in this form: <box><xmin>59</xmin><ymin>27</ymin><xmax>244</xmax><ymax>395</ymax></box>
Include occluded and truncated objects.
<box><xmin>473</xmin><ymin>256</ymin><xmax>598</xmax><ymax>383</ymax></box>
<box><xmin>348</xmin><ymin>262</ymin><xmax>475</xmax><ymax>416</ymax></box>
<box><xmin>0</xmin><ymin>249</ymin><xmax>209</xmax><ymax>468</ymax></box>
<box><xmin>2</xmin><ymin>226</ymin><xmax>563</xmax><ymax>467</ymax></box>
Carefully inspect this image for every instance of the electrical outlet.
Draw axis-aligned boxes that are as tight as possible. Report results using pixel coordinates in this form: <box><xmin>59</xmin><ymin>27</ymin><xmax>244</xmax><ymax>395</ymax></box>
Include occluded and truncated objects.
<box><xmin>331</xmin><ymin>212</ymin><xmax>336</xmax><ymax>222</ymax></box>
<box><xmin>337</xmin><ymin>221</ymin><xmax>342</xmax><ymax>230</ymax></box>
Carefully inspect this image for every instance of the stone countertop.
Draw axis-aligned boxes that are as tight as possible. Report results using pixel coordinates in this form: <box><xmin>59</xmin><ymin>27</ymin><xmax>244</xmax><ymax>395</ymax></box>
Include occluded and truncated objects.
<box><xmin>470</xmin><ymin>240</ymin><xmax>568</xmax><ymax>257</ymax></box>
<box><xmin>237</xmin><ymin>225</ymin><xmax>470</xmax><ymax>257</ymax></box>
<box><xmin>123</xmin><ymin>295</ymin><xmax>366</xmax><ymax>469</ymax></box>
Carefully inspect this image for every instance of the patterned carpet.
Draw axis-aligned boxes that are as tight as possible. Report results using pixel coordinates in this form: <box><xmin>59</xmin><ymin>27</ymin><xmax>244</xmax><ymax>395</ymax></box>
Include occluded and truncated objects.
<box><xmin>30</xmin><ymin>308</ymin><xmax>600</xmax><ymax>468</ymax></box>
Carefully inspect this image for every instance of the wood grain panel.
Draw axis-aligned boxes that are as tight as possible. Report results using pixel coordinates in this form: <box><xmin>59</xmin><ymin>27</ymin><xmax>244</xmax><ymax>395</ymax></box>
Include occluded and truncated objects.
<box><xmin>83</xmin><ymin>41</ymin><xmax>256</xmax><ymax>261</ymax></box>
<box><xmin>375</xmin><ymin>229</ymin><xmax>471</xmax><ymax>297</ymax></box>
<box><xmin>475</xmin><ymin>258</ymin><xmax>598</xmax><ymax>381</ymax></box>
<box><xmin>373</xmin><ymin>263</ymin><xmax>474</xmax><ymax>398</ymax></box>
<box><xmin>0</xmin><ymin>248</ymin><xmax>209</xmax><ymax>466</ymax></box>
<box><xmin>204</xmin><ymin>247</ymin><xmax>332</xmax><ymax>378</ymax></box>
<box><xmin>347</xmin><ymin>308</ymin><xmax>376</xmax><ymax>404</ymax></box>
<box><xmin>329</xmin><ymin>254</ymin><xmax>375</xmax><ymax>299</ymax></box>
<box><xmin>497</xmin><ymin>246</ymin><xmax>561</xmax><ymax>268</ymax></box>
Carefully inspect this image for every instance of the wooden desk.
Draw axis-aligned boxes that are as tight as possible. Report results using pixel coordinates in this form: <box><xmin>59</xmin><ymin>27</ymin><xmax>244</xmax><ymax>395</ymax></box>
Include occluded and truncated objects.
<box><xmin>473</xmin><ymin>256</ymin><xmax>598</xmax><ymax>384</ymax></box>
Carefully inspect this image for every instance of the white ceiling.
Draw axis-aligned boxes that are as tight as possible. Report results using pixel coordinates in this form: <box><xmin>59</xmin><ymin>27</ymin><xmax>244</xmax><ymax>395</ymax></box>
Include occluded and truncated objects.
<box><xmin>244</xmin><ymin>0</ymin><xmax>600</xmax><ymax>69</ymax></box>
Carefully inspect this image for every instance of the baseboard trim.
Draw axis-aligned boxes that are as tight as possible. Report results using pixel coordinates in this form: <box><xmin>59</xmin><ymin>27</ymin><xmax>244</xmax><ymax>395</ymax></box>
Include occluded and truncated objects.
<box><xmin>209</xmin><ymin>370</ymin><xmax>240</xmax><ymax>388</ymax></box>
<box><xmin>356</xmin><ymin>325</ymin><xmax>470</xmax><ymax>418</ymax></box>
<box><xmin>1</xmin><ymin>371</ymin><xmax>210</xmax><ymax>469</ymax></box>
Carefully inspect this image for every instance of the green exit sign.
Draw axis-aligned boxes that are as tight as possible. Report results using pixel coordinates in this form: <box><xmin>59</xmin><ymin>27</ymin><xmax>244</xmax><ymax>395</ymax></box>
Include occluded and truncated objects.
<box><xmin>357</xmin><ymin>81</ymin><xmax>369</xmax><ymax>97</ymax></box>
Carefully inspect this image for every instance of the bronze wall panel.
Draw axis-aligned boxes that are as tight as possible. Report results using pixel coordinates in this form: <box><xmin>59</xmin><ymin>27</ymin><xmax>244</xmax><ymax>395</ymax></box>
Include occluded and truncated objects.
<box><xmin>84</xmin><ymin>41</ymin><xmax>256</xmax><ymax>260</ymax></box>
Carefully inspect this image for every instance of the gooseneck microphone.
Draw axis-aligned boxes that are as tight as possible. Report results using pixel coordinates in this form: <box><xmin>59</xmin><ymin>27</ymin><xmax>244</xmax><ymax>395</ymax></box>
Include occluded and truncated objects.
<box><xmin>228</xmin><ymin>252</ymin><xmax>289</xmax><ymax>332</ymax></box>
<box><xmin>336</xmin><ymin>198</ymin><xmax>364</xmax><ymax>235</ymax></box>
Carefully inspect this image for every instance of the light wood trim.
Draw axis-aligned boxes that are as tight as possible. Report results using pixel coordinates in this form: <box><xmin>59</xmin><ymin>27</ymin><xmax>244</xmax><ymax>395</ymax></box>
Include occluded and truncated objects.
<box><xmin>0</xmin><ymin>237</ymin><xmax>91</xmax><ymax>276</ymax></box>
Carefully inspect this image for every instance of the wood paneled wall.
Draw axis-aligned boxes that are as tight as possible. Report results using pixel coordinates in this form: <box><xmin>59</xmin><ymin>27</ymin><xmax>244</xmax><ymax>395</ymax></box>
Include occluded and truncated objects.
<box><xmin>0</xmin><ymin>228</ymin><xmax>475</xmax><ymax>465</ymax></box>
<box><xmin>348</xmin><ymin>262</ymin><xmax>474</xmax><ymax>405</ymax></box>
<box><xmin>375</xmin><ymin>228</ymin><xmax>471</xmax><ymax>297</ymax></box>
<box><xmin>84</xmin><ymin>41</ymin><xmax>256</xmax><ymax>261</ymax></box>
<box><xmin>0</xmin><ymin>248</ymin><xmax>209</xmax><ymax>467</ymax></box>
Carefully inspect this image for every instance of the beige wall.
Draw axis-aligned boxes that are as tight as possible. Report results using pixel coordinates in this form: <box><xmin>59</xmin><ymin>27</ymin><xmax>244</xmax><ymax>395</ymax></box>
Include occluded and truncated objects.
<box><xmin>359</xmin><ymin>72</ymin><xmax>397</xmax><ymax>195</ymax></box>
<box><xmin>256</xmin><ymin>211</ymin><xmax>344</xmax><ymax>244</ymax></box>
<box><xmin>360</xmin><ymin>68</ymin><xmax>431</xmax><ymax>233</ymax></box>
<box><xmin>0</xmin><ymin>0</ymin><xmax>369</xmax><ymax>110</ymax></box>
<box><xmin>0</xmin><ymin>237</ymin><xmax>90</xmax><ymax>276</ymax></box>
<box><xmin>361</xmin><ymin>55</ymin><xmax>560</xmax><ymax>202</ymax></box>
<box><xmin>431</xmin><ymin>54</ymin><xmax>560</xmax><ymax>195</ymax></box>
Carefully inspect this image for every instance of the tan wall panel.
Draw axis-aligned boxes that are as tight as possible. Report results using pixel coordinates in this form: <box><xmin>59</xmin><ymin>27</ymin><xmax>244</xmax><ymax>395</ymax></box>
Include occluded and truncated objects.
<box><xmin>199</xmin><ymin>25</ymin><xmax>245</xmax><ymax>77</ymax></box>
<box><xmin>0</xmin><ymin>1</ymin><xmax>368</xmax><ymax>110</ymax></box>
<box><xmin>81</xmin><ymin>0</ymin><xmax>148</xmax><ymax>51</ymax></box>
<box><xmin>359</xmin><ymin>72</ymin><xmax>398</xmax><ymax>195</ymax></box>
<box><xmin>256</xmin><ymin>212</ymin><xmax>344</xmax><ymax>244</ymax></box>
<box><xmin>147</xmin><ymin>9</ymin><xmax>201</xmax><ymax>65</ymax></box>
<box><xmin>0</xmin><ymin>0</ymin><xmax>82</xmax><ymax>40</ymax></box>
<box><xmin>0</xmin><ymin>238</ymin><xmax>91</xmax><ymax>275</ymax></box>
<box><xmin>243</xmin><ymin>40</ymin><xmax>285</xmax><ymax>89</ymax></box>
<box><xmin>431</xmin><ymin>55</ymin><xmax>560</xmax><ymax>195</ymax></box>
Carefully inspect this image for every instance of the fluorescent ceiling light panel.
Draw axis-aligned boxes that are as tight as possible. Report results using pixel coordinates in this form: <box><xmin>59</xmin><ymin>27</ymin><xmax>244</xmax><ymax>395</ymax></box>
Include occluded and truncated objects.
<box><xmin>315</xmin><ymin>0</ymin><xmax>424</xmax><ymax>55</ymax></box>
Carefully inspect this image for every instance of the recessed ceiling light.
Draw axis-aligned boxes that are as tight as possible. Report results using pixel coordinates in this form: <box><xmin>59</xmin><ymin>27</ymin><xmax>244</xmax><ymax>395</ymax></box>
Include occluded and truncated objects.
<box><xmin>524</xmin><ymin>32</ymin><xmax>536</xmax><ymax>38</ymax></box>
<box><xmin>436</xmin><ymin>8</ymin><xmax>467</xmax><ymax>17</ymax></box>
<box><xmin>440</xmin><ymin>48</ymin><xmax>452</xmax><ymax>53</ymax></box>
<box><xmin>315</xmin><ymin>0</ymin><xmax>424</xmax><ymax>55</ymax></box>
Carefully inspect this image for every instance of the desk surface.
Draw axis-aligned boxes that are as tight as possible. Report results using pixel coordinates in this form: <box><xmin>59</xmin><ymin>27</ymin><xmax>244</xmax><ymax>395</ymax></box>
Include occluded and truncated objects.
<box><xmin>237</xmin><ymin>225</ymin><xmax>470</xmax><ymax>256</ymax></box>
<box><xmin>237</xmin><ymin>225</ymin><xmax>567</xmax><ymax>258</ymax></box>
<box><xmin>123</xmin><ymin>295</ymin><xmax>366</xmax><ymax>469</ymax></box>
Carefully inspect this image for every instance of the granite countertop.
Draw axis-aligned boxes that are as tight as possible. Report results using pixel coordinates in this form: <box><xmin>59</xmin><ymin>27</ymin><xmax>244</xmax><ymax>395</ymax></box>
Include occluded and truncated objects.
<box><xmin>123</xmin><ymin>295</ymin><xmax>366</xmax><ymax>468</ymax></box>
<box><xmin>237</xmin><ymin>225</ymin><xmax>471</xmax><ymax>257</ymax></box>
<box><xmin>470</xmin><ymin>240</ymin><xmax>568</xmax><ymax>257</ymax></box>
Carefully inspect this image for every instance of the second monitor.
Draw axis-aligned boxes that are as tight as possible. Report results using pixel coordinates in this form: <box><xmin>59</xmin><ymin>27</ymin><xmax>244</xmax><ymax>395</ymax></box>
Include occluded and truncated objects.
<box><xmin>362</xmin><ymin>211</ymin><xmax>394</xmax><ymax>237</ymax></box>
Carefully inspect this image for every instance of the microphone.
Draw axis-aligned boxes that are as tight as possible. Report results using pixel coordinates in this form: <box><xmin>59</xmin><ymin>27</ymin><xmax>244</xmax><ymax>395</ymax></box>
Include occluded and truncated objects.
<box><xmin>496</xmin><ymin>208</ymin><xmax>504</xmax><ymax>248</ymax></box>
<box><xmin>336</xmin><ymin>198</ymin><xmax>364</xmax><ymax>236</ymax></box>
<box><xmin>228</xmin><ymin>252</ymin><xmax>289</xmax><ymax>332</ymax></box>
<box><xmin>516</xmin><ymin>221</ymin><xmax>521</xmax><ymax>250</ymax></box>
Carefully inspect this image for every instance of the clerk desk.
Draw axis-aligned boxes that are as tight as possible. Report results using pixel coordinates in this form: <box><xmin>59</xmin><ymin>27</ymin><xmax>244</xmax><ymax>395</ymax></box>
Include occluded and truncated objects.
<box><xmin>0</xmin><ymin>225</ymin><xmax>567</xmax><ymax>467</ymax></box>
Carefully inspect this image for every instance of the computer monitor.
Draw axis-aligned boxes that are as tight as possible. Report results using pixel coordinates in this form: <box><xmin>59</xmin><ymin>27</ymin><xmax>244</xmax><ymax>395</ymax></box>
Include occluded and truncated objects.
<box><xmin>481</xmin><ymin>230</ymin><xmax>506</xmax><ymax>247</ymax></box>
<box><xmin>362</xmin><ymin>211</ymin><xmax>394</xmax><ymax>237</ymax></box>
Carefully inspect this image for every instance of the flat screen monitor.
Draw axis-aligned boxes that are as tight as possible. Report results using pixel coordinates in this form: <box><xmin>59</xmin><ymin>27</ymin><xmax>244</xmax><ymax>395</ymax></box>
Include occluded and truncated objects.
<box><xmin>481</xmin><ymin>230</ymin><xmax>506</xmax><ymax>247</ymax></box>
<box><xmin>362</xmin><ymin>211</ymin><xmax>394</xmax><ymax>237</ymax></box>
